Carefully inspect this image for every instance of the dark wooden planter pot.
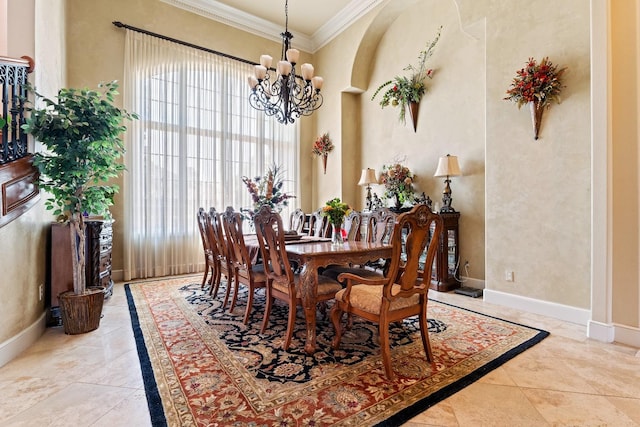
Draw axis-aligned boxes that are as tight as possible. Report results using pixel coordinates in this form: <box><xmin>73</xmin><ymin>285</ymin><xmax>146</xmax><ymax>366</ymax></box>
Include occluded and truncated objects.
<box><xmin>58</xmin><ymin>287</ymin><xmax>105</xmax><ymax>334</ymax></box>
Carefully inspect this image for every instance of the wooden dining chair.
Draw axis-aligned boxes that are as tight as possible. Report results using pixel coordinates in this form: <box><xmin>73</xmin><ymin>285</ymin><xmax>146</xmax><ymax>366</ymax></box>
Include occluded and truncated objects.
<box><xmin>253</xmin><ymin>205</ymin><xmax>342</xmax><ymax>350</ymax></box>
<box><xmin>197</xmin><ymin>207</ymin><xmax>217</xmax><ymax>290</ymax></box>
<box><xmin>307</xmin><ymin>208</ymin><xmax>330</xmax><ymax>237</ymax></box>
<box><xmin>330</xmin><ymin>204</ymin><xmax>443</xmax><ymax>380</ymax></box>
<box><xmin>289</xmin><ymin>208</ymin><xmax>305</xmax><ymax>233</ymax></box>
<box><xmin>222</xmin><ymin>206</ymin><xmax>269</xmax><ymax>324</ymax></box>
<box><xmin>206</xmin><ymin>207</ymin><xmax>235</xmax><ymax>305</ymax></box>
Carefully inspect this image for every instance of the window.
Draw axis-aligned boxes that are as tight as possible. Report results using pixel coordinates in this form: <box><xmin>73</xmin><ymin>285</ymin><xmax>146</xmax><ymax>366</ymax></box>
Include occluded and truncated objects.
<box><xmin>123</xmin><ymin>31</ymin><xmax>298</xmax><ymax>279</ymax></box>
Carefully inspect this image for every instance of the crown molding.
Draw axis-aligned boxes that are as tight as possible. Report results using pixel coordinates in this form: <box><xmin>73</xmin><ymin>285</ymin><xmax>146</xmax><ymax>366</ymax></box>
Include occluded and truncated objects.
<box><xmin>311</xmin><ymin>0</ymin><xmax>385</xmax><ymax>51</ymax></box>
<box><xmin>160</xmin><ymin>0</ymin><xmax>385</xmax><ymax>53</ymax></box>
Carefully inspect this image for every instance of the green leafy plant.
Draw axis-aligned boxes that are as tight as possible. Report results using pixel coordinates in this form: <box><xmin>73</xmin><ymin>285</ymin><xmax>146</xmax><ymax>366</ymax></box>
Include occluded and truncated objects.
<box><xmin>22</xmin><ymin>81</ymin><xmax>137</xmax><ymax>294</ymax></box>
<box><xmin>371</xmin><ymin>27</ymin><xmax>442</xmax><ymax>123</ymax></box>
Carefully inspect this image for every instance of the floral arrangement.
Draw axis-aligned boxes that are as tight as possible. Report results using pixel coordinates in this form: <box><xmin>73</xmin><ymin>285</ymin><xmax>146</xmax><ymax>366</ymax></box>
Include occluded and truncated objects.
<box><xmin>504</xmin><ymin>57</ymin><xmax>567</xmax><ymax>109</ymax></box>
<box><xmin>311</xmin><ymin>133</ymin><xmax>334</xmax><ymax>157</ymax></box>
<box><xmin>371</xmin><ymin>27</ymin><xmax>442</xmax><ymax>123</ymax></box>
<box><xmin>379</xmin><ymin>162</ymin><xmax>416</xmax><ymax>208</ymax></box>
<box><xmin>241</xmin><ymin>163</ymin><xmax>295</xmax><ymax>217</ymax></box>
<box><xmin>321</xmin><ymin>197</ymin><xmax>351</xmax><ymax>226</ymax></box>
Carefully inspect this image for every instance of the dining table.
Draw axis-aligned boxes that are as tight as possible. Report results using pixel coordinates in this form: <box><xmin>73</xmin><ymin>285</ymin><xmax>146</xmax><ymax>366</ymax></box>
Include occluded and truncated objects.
<box><xmin>245</xmin><ymin>235</ymin><xmax>392</xmax><ymax>354</ymax></box>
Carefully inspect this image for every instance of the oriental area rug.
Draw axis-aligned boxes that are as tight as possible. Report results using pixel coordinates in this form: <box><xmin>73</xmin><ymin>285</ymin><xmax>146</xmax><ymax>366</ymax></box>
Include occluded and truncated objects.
<box><xmin>125</xmin><ymin>276</ymin><xmax>549</xmax><ymax>427</ymax></box>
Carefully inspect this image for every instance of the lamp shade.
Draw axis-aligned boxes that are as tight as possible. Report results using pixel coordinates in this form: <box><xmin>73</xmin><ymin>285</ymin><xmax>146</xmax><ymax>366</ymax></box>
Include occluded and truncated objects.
<box><xmin>358</xmin><ymin>168</ymin><xmax>378</xmax><ymax>186</ymax></box>
<box><xmin>434</xmin><ymin>154</ymin><xmax>462</xmax><ymax>177</ymax></box>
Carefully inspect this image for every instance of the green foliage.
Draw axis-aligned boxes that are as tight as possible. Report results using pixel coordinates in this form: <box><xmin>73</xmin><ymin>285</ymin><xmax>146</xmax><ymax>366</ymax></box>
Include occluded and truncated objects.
<box><xmin>23</xmin><ymin>81</ymin><xmax>138</xmax><ymax>220</ymax></box>
<box><xmin>371</xmin><ymin>27</ymin><xmax>442</xmax><ymax>123</ymax></box>
<box><xmin>321</xmin><ymin>197</ymin><xmax>351</xmax><ymax>226</ymax></box>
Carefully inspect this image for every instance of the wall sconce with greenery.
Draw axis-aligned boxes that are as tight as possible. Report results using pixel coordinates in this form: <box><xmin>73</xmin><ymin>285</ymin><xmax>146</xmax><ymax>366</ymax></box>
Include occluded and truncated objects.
<box><xmin>371</xmin><ymin>27</ymin><xmax>442</xmax><ymax>132</ymax></box>
<box><xmin>504</xmin><ymin>57</ymin><xmax>567</xmax><ymax>140</ymax></box>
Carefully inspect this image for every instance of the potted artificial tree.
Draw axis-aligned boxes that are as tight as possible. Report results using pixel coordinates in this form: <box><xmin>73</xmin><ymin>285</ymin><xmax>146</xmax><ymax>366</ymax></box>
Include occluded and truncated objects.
<box><xmin>23</xmin><ymin>81</ymin><xmax>137</xmax><ymax>334</ymax></box>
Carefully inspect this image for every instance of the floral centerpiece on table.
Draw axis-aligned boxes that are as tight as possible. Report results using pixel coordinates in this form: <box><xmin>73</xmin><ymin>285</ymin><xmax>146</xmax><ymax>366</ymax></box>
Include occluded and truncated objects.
<box><xmin>371</xmin><ymin>27</ymin><xmax>442</xmax><ymax>124</ymax></box>
<box><xmin>241</xmin><ymin>163</ymin><xmax>295</xmax><ymax>218</ymax></box>
<box><xmin>322</xmin><ymin>197</ymin><xmax>351</xmax><ymax>225</ymax></box>
<box><xmin>322</xmin><ymin>197</ymin><xmax>351</xmax><ymax>244</ymax></box>
<box><xmin>504</xmin><ymin>57</ymin><xmax>567</xmax><ymax>139</ymax></box>
<box><xmin>379</xmin><ymin>162</ymin><xmax>416</xmax><ymax>209</ymax></box>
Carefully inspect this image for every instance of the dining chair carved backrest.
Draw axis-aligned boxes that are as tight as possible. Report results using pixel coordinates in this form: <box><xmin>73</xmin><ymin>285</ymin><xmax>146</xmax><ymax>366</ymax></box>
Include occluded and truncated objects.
<box><xmin>308</xmin><ymin>208</ymin><xmax>330</xmax><ymax>237</ymax></box>
<box><xmin>222</xmin><ymin>206</ymin><xmax>269</xmax><ymax>324</ymax></box>
<box><xmin>359</xmin><ymin>207</ymin><xmax>398</xmax><ymax>275</ymax></box>
<box><xmin>366</xmin><ymin>207</ymin><xmax>397</xmax><ymax>244</ymax></box>
<box><xmin>253</xmin><ymin>205</ymin><xmax>341</xmax><ymax>350</ymax></box>
<box><xmin>343</xmin><ymin>210</ymin><xmax>362</xmax><ymax>242</ymax></box>
<box><xmin>289</xmin><ymin>208</ymin><xmax>305</xmax><ymax>234</ymax></box>
<box><xmin>197</xmin><ymin>207</ymin><xmax>217</xmax><ymax>291</ymax></box>
<box><xmin>206</xmin><ymin>207</ymin><xmax>235</xmax><ymax>306</ymax></box>
<box><xmin>330</xmin><ymin>204</ymin><xmax>444</xmax><ymax>380</ymax></box>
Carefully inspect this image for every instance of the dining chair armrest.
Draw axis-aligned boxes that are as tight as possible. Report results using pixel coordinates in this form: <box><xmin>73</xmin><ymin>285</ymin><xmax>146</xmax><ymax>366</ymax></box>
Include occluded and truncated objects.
<box><xmin>337</xmin><ymin>272</ymin><xmax>387</xmax><ymax>287</ymax></box>
<box><xmin>337</xmin><ymin>272</ymin><xmax>387</xmax><ymax>303</ymax></box>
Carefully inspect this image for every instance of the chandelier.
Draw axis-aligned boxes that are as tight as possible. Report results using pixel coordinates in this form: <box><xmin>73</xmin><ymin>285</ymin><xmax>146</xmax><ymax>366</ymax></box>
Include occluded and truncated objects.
<box><xmin>247</xmin><ymin>0</ymin><xmax>323</xmax><ymax>125</ymax></box>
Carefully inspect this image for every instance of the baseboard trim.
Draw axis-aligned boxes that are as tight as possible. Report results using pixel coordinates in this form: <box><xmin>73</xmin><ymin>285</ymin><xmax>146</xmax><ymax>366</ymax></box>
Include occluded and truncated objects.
<box><xmin>587</xmin><ymin>320</ymin><xmax>615</xmax><ymax>343</ymax></box>
<box><xmin>483</xmin><ymin>289</ymin><xmax>591</xmax><ymax>326</ymax></box>
<box><xmin>613</xmin><ymin>324</ymin><xmax>640</xmax><ymax>348</ymax></box>
<box><xmin>112</xmin><ymin>269</ymin><xmax>124</xmax><ymax>282</ymax></box>
<box><xmin>0</xmin><ymin>311</ymin><xmax>46</xmax><ymax>368</ymax></box>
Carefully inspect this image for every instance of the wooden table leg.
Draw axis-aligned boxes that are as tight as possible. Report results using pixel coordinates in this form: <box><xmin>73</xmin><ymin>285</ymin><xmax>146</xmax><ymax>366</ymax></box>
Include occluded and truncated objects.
<box><xmin>298</xmin><ymin>261</ymin><xmax>318</xmax><ymax>355</ymax></box>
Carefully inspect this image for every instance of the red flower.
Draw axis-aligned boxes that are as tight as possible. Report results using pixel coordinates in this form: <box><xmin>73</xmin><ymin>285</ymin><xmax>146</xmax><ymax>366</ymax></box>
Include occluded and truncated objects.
<box><xmin>504</xmin><ymin>57</ymin><xmax>566</xmax><ymax>109</ymax></box>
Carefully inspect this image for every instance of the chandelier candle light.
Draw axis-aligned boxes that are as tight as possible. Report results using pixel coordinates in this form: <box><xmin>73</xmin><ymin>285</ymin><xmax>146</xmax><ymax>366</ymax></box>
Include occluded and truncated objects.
<box><xmin>434</xmin><ymin>154</ymin><xmax>462</xmax><ymax>213</ymax></box>
<box><xmin>248</xmin><ymin>0</ymin><xmax>323</xmax><ymax>125</ymax></box>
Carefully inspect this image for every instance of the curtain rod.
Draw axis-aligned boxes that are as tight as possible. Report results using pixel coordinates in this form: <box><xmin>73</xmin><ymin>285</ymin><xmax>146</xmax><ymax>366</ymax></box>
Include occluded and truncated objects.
<box><xmin>112</xmin><ymin>21</ymin><xmax>257</xmax><ymax>66</ymax></box>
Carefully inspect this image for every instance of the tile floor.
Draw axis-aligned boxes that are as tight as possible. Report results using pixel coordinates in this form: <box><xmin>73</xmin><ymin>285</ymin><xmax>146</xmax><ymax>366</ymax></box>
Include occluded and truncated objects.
<box><xmin>1</xmin><ymin>277</ymin><xmax>639</xmax><ymax>426</ymax></box>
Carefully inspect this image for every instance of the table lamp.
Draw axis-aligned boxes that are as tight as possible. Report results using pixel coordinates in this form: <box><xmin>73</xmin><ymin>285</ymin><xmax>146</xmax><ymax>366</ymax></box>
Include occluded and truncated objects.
<box><xmin>434</xmin><ymin>154</ymin><xmax>462</xmax><ymax>213</ymax></box>
<box><xmin>358</xmin><ymin>168</ymin><xmax>378</xmax><ymax>211</ymax></box>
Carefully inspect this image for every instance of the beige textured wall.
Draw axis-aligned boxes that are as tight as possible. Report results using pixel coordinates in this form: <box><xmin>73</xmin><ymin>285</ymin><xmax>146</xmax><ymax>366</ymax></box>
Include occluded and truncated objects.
<box><xmin>485</xmin><ymin>0</ymin><xmax>591</xmax><ymax>308</ymax></box>
<box><xmin>314</xmin><ymin>0</ymin><xmax>591</xmax><ymax>308</ymax></box>
<box><xmin>315</xmin><ymin>0</ymin><xmax>487</xmax><ymax>281</ymax></box>
<box><xmin>0</xmin><ymin>0</ymin><xmax>63</xmax><ymax>344</ymax></box>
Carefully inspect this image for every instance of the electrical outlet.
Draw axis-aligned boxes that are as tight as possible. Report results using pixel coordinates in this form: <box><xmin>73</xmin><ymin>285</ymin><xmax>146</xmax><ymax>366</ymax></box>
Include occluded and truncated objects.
<box><xmin>464</xmin><ymin>260</ymin><xmax>470</xmax><ymax>269</ymax></box>
<box><xmin>504</xmin><ymin>270</ymin><xmax>514</xmax><ymax>282</ymax></box>
<box><xmin>38</xmin><ymin>284</ymin><xmax>44</xmax><ymax>301</ymax></box>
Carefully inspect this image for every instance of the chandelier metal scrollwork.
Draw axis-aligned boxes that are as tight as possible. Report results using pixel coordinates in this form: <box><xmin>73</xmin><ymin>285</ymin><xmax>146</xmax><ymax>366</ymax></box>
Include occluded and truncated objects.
<box><xmin>247</xmin><ymin>0</ymin><xmax>323</xmax><ymax>125</ymax></box>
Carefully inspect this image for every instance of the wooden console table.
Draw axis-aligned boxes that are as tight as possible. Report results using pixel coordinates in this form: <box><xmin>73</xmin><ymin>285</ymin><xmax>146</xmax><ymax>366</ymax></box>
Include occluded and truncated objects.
<box><xmin>49</xmin><ymin>220</ymin><xmax>114</xmax><ymax>323</ymax></box>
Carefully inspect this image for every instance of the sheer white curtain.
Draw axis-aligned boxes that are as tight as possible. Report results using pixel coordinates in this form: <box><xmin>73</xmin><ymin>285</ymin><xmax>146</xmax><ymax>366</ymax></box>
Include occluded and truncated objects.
<box><xmin>122</xmin><ymin>30</ymin><xmax>299</xmax><ymax>280</ymax></box>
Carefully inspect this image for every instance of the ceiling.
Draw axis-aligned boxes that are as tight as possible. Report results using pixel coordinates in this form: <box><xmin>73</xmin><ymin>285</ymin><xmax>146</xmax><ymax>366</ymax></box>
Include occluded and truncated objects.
<box><xmin>161</xmin><ymin>0</ymin><xmax>385</xmax><ymax>52</ymax></box>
